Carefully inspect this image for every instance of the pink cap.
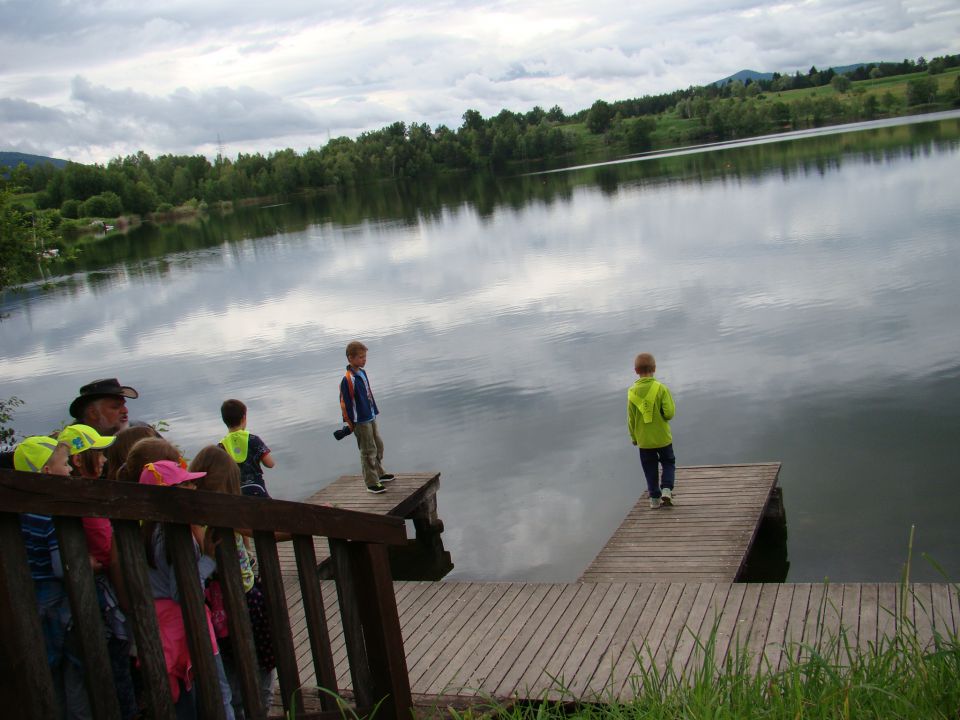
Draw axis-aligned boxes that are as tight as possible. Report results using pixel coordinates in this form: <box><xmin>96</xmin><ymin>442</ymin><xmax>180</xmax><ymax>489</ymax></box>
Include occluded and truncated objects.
<box><xmin>139</xmin><ymin>460</ymin><xmax>206</xmax><ymax>487</ymax></box>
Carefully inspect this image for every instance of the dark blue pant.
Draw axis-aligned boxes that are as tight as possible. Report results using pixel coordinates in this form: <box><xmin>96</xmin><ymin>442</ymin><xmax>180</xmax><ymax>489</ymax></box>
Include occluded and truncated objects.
<box><xmin>639</xmin><ymin>444</ymin><xmax>675</xmax><ymax>499</ymax></box>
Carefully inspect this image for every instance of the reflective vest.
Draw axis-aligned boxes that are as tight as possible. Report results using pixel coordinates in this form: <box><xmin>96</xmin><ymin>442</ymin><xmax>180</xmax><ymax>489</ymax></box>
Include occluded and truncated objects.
<box><xmin>221</xmin><ymin>430</ymin><xmax>250</xmax><ymax>463</ymax></box>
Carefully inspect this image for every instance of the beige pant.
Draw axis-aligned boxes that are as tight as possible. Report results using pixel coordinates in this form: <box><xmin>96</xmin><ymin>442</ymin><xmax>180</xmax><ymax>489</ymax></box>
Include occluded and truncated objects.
<box><xmin>354</xmin><ymin>419</ymin><xmax>385</xmax><ymax>487</ymax></box>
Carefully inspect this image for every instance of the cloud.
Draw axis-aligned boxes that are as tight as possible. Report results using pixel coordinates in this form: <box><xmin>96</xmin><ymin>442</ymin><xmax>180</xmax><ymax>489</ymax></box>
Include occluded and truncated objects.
<box><xmin>1</xmin><ymin>0</ymin><xmax>958</xmax><ymax>162</ymax></box>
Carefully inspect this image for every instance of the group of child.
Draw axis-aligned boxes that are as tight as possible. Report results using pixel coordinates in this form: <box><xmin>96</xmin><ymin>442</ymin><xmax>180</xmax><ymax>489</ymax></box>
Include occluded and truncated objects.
<box><xmin>13</xmin><ymin>398</ymin><xmax>279</xmax><ymax>719</ymax></box>
<box><xmin>11</xmin><ymin>341</ymin><xmax>677</xmax><ymax>718</ymax></box>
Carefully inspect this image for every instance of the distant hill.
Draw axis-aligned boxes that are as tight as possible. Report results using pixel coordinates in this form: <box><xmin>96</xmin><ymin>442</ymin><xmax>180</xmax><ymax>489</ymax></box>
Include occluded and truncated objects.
<box><xmin>0</xmin><ymin>151</ymin><xmax>68</xmax><ymax>170</ymax></box>
<box><xmin>713</xmin><ymin>63</ymin><xmax>872</xmax><ymax>86</ymax></box>
<box><xmin>713</xmin><ymin>69</ymin><xmax>774</xmax><ymax>86</ymax></box>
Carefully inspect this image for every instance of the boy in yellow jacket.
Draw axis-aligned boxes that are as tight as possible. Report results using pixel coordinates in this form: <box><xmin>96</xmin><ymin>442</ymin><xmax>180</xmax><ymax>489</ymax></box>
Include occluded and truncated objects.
<box><xmin>627</xmin><ymin>352</ymin><xmax>677</xmax><ymax>508</ymax></box>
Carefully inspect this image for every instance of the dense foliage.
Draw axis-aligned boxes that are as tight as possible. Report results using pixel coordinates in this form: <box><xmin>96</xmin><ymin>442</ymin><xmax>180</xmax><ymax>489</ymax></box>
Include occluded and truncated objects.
<box><xmin>0</xmin><ymin>54</ymin><xmax>957</xmax><ymax>258</ymax></box>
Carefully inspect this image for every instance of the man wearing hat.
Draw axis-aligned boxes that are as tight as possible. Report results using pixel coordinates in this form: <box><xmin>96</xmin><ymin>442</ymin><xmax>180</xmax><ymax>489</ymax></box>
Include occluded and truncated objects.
<box><xmin>69</xmin><ymin>378</ymin><xmax>139</xmax><ymax>435</ymax></box>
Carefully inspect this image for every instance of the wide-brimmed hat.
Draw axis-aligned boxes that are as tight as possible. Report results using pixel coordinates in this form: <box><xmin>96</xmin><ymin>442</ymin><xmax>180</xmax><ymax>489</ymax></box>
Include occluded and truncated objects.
<box><xmin>58</xmin><ymin>424</ymin><xmax>116</xmax><ymax>455</ymax></box>
<box><xmin>13</xmin><ymin>436</ymin><xmax>62</xmax><ymax>472</ymax></box>
<box><xmin>139</xmin><ymin>460</ymin><xmax>206</xmax><ymax>487</ymax></box>
<box><xmin>69</xmin><ymin>378</ymin><xmax>139</xmax><ymax>419</ymax></box>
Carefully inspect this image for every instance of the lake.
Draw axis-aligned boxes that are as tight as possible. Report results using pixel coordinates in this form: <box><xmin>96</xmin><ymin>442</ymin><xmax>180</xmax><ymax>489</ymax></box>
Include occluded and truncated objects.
<box><xmin>3</xmin><ymin>111</ymin><xmax>959</xmax><ymax>584</ymax></box>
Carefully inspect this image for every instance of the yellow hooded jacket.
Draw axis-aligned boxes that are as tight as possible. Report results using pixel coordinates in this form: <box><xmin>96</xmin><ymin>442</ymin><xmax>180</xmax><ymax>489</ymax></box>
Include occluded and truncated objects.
<box><xmin>627</xmin><ymin>377</ymin><xmax>675</xmax><ymax>449</ymax></box>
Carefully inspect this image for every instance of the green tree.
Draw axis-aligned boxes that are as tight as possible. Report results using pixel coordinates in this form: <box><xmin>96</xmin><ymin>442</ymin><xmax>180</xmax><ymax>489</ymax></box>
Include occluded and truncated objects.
<box><xmin>906</xmin><ymin>77</ymin><xmax>937</xmax><ymax>105</ymax></box>
<box><xmin>586</xmin><ymin>100</ymin><xmax>614</xmax><ymax>134</ymax></box>
<box><xmin>624</xmin><ymin>117</ymin><xmax>656</xmax><ymax>152</ymax></box>
<box><xmin>170</xmin><ymin>166</ymin><xmax>195</xmax><ymax>204</ymax></box>
<box><xmin>81</xmin><ymin>191</ymin><xmax>123</xmax><ymax>218</ymax></box>
<box><xmin>60</xmin><ymin>198</ymin><xmax>81</xmax><ymax>219</ymax></box>
<box><xmin>0</xmin><ymin>396</ymin><xmax>24</xmax><ymax>451</ymax></box>
<box><xmin>0</xmin><ymin>188</ymin><xmax>54</xmax><ymax>291</ymax></box>
<box><xmin>831</xmin><ymin>75</ymin><xmax>852</xmax><ymax>94</ymax></box>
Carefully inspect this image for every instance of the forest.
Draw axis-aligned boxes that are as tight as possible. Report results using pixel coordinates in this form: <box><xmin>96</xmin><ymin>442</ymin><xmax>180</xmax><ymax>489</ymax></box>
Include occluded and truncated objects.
<box><xmin>2</xmin><ymin>54</ymin><xmax>960</xmax><ymax>292</ymax></box>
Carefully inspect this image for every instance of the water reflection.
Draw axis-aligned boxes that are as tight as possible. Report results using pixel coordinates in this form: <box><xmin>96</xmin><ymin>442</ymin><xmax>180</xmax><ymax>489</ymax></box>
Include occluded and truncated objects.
<box><xmin>2</xmin><ymin>114</ymin><xmax>960</xmax><ymax>584</ymax></box>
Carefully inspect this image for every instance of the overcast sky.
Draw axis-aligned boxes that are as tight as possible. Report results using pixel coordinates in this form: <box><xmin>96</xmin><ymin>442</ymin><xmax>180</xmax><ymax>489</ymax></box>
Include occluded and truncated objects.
<box><xmin>1</xmin><ymin>0</ymin><xmax>958</xmax><ymax>165</ymax></box>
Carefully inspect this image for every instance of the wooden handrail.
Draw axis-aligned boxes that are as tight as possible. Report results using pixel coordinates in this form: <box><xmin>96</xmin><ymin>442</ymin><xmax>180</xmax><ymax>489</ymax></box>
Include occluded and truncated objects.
<box><xmin>0</xmin><ymin>470</ymin><xmax>407</xmax><ymax>544</ymax></box>
<box><xmin>0</xmin><ymin>468</ymin><xmax>412</xmax><ymax>720</ymax></box>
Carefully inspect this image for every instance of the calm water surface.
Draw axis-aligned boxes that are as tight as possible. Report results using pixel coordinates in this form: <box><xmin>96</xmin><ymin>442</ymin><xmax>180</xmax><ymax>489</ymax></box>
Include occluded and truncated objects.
<box><xmin>3</xmin><ymin>112</ymin><xmax>959</xmax><ymax>583</ymax></box>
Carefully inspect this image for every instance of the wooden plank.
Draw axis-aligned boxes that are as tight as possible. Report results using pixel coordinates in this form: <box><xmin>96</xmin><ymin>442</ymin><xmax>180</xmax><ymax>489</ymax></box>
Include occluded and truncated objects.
<box><xmin>165</xmin><ymin>523</ymin><xmax>225</xmax><ymax>720</ymax></box>
<box><xmin>876</xmin><ymin>583</ymin><xmax>898</xmax><ymax>649</ymax></box>
<box><xmin>254</xmin><ymin>531</ymin><xmax>301</xmax><ymax>714</ymax></box>
<box><xmin>745</xmin><ymin>584</ymin><xmax>778</xmax><ymax>675</ymax></box>
<box><xmin>0</xmin><ymin>513</ymin><xmax>58</xmax><ymax>720</ymax></box>
<box><xmin>510</xmin><ymin>583</ymin><xmax>598</xmax><ymax>696</ymax></box>
<box><xmin>670</xmin><ymin>583</ymin><xmax>725</xmax><ymax>680</ymax></box>
<box><xmin>839</xmin><ymin>583</ymin><xmax>862</xmax><ymax>664</ymax></box>
<box><xmin>112</xmin><ymin>520</ymin><xmax>176</xmax><ymax>719</ymax></box>
<box><xmin>551</xmin><ymin>583</ymin><xmax>629</xmax><ymax>699</ymax></box>
<box><xmin>55</xmin><ymin>517</ymin><xmax>122</xmax><ymax>720</ymax></box>
<box><xmin>293</xmin><ymin>534</ymin><xmax>340</xmax><ymax>709</ymax></box>
<box><xmin>459</xmin><ymin>584</ymin><xmax>559</xmax><ymax>692</ymax></box>
<box><xmin>647</xmin><ymin>582</ymin><xmax>702</xmax><ymax>682</ymax></box>
<box><xmin>612</xmin><ymin>582</ymin><xmax>671</xmax><ymax>696</ymax></box>
<box><xmin>761</xmin><ymin>582</ymin><xmax>795</xmax><ymax>674</ymax></box>
<box><xmin>581</xmin><ymin>464</ymin><xmax>780</xmax><ymax>584</ymax></box>
<box><xmin>796</xmin><ymin>583</ymin><xmax>827</xmax><ymax>664</ymax></box>
<box><xmin>911</xmin><ymin>584</ymin><xmax>934</xmax><ymax>651</ymax></box>
<box><xmin>582</xmin><ymin>583</ymin><xmax>656</xmax><ymax>695</ymax></box>
<box><xmin>418</xmin><ymin>584</ymin><xmax>514</xmax><ymax>696</ymax></box>
<box><xmin>705</xmin><ymin>581</ymin><xmax>745</xmax><ymax>670</ymax></box>
<box><xmin>930</xmin><ymin>583</ymin><xmax>956</xmax><ymax>645</ymax></box>
<box><xmin>567</xmin><ymin>583</ymin><xmax>643</xmax><ymax>698</ymax></box>
<box><xmin>404</xmin><ymin>584</ymin><xmax>485</xmax><ymax>676</ymax></box>
<box><xmin>213</xmin><ymin>528</ymin><xmax>265</xmax><ymax>720</ymax></box>
<box><xmin>489</xmin><ymin>584</ymin><xmax>584</xmax><ymax>697</ymax></box>
<box><xmin>409</xmin><ymin>583</ymin><xmax>499</xmax><ymax>690</ymax></box>
<box><xmin>345</xmin><ymin>543</ymin><xmax>412</xmax><ymax>720</ymax></box>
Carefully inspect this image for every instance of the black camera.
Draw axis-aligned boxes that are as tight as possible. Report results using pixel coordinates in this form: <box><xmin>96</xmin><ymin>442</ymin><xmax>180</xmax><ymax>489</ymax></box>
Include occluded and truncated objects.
<box><xmin>333</xmin><ymin>425</ymin><xmax>353</xmax><ymax>441</ymax></box>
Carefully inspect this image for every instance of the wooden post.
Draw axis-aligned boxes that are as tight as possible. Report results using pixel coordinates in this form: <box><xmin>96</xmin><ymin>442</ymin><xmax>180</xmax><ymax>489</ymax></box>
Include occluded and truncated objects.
<box><xmin>254</xmin><ymin>530</ymin><xmax>301</xmax><ymax>714</ymax></box>
<box><xmin>213</xmin><ymin>527</ymin><xmax>265</xmax><ymax>720</ymax></box>
<box><xmin>328</xmin><ymin>537</ymin><xmax>373</xmax><ymax>707</ymax></box>
<box><xmin>0</xmin><ymin>513</ymin><xmax>57</xmax><ymax>720</ymax></box>
<box><xmin>330</xmin><ymin>539</ymin><xmax>411</xmax><ymax>720</ymax></box>
<box><xmin>112</xmin><ymin>520</ymin><xmax>176</xmax><ymax>719</ymax></box>
<box><xmin>165</xmin><ymin>523</ymin><xmax>225</xmax><ymax>720</ymax></box>
<box><xmin>293</xmin><ymin>535</ymin><xmax>339</xmax><ymax>710</ymax></box>
<box><xmin>55</xmin><ymin>516</ymin><xmax>121</xmax><ymax>720</ymax></box>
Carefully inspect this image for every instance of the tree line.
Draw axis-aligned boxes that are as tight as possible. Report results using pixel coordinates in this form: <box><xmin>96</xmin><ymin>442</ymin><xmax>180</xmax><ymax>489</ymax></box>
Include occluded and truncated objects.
<box><xmin>1</xmin><ymin>53</ymin><xmax>959</xmax><ymax>281</ymax></box>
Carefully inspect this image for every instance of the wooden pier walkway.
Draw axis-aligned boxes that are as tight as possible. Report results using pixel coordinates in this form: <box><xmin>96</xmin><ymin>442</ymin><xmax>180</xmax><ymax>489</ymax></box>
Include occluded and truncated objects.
<box><xmin>285</xmin><ymin>580</ymin><xmax>957</xmax><ymax>706</ymax></box>
<box><xmin>276</xmin><ymin>472</ymin><xmax>443</xmax><ymax>585</ymax></box>
<box><xmin>276</xmin><ymin>465</ymin><xmax>956</xmax><ymax>710</ymax></box>
<box><xmin>580</xmin><ymin>463</ymin><xmax>782</xmax><ymax>583</ymax></box>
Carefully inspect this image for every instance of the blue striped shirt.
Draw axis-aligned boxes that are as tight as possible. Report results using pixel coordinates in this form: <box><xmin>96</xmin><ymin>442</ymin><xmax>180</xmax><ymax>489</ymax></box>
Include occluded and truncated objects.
<box><xmin>20</xmin><ymin>513</ymin><xmax>63</xmax><ymax>581</ymax></box>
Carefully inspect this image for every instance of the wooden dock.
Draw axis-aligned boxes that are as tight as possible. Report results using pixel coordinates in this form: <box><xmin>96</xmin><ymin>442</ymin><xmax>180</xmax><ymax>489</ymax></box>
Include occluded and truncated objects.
<box><xmin>275</xmin><ymin>464</ymin><xmax>957</xmax><ymax>710</ymax></box>
<box><xmin>277</xmin><ymin>472</ymin><xmax>445</xmax><ymax>586</ymax></box>
<box><xmin>580</xmin><ymin>463</ymin><xmax>782</xmax><ymax>583</ymax></box>
<box><xmin>285</xmin><ymin>580</ymin><xmax>957</xmax><ymax>705</ymax></box>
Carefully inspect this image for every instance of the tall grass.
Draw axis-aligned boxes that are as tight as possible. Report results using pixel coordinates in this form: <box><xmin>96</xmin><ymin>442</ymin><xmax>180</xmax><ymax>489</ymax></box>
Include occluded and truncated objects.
<box><xmin>442</xmin><ymin>583</ymin><xmax>959</xmax><ymax>720</ymax></box>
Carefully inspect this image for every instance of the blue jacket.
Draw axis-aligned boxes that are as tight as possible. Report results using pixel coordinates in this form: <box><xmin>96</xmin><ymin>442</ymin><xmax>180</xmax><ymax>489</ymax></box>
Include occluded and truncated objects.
<box><xmin>340</xmin><ymin>366</ymin><xmax>379</xmax><ymax>428</ymax></box>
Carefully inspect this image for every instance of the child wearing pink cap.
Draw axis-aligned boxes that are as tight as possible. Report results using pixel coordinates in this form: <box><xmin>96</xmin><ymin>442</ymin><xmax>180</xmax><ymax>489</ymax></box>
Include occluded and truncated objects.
<box><xmin>138</xmin><ymin>458</ymin><xmax>236</xmax><ymax>719</ymax></box>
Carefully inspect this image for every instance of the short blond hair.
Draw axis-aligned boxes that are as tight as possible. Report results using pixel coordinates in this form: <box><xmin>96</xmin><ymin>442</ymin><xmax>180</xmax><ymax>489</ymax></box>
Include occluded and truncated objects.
<box><xmin>635</xmin><ymin>353</ymin><xmax>656</xmax><ymax>373</ymax></box>
<box><xmin>346</xmin><ymin>340</ymin><xmax>368</xmax><ymax>360</ymax></box>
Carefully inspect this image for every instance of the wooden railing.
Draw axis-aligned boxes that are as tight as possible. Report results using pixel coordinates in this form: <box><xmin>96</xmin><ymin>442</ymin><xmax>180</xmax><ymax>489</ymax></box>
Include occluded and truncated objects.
<box><xmin>0</xmin><ymin>469</ymin><xmax>412</xmax><ymax>720</ymax></box>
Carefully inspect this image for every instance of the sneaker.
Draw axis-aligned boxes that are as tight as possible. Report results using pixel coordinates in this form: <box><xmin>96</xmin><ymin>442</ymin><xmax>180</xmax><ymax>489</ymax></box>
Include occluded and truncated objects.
<box><xmin>366</xmin><ymin>482</ymin><xmax>387</xmax><ymax>494</ymax></box>
<box><xmin>378</xmin><ymin>473</ymin><xmax>395</xmax><ymax>482</ymax></box>
<box><xmin>661</xmin><ymin>488</ymin><xmax>673</xmax><ymax>506</ymax></box>
<box><xmin>649</xmin><ymin>497</ymin><xmax>662</xmax><ymax>509</ymax></box>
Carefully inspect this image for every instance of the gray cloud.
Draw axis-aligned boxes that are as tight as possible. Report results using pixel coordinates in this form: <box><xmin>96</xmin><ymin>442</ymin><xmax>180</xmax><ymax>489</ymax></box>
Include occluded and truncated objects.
<box><xmin>1</xmin><ymin>0</ymin><xmax>958</xmax><ymax>162</ymax></box>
